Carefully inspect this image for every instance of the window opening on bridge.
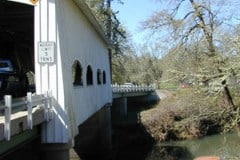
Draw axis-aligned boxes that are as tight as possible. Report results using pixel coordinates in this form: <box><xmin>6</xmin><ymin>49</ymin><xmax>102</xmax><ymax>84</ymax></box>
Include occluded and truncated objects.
<box><xmin>72</xmin><ymin>60</ymin><xmax>83</xmax><ymax>86</ymax></box>
<box><xmin>97</xmin><ymin>69</ymin><xmax>102</xmax><ymax>85</ymax></box>
<box><xmin>103</xmin><ymin>70</ymin><xmax>106</xmax><ymax>84</ymax></box>
<box><xmin>86</xmin><ymin>65</ymin><xmax>93</xmax><ymax>85</ymax></box>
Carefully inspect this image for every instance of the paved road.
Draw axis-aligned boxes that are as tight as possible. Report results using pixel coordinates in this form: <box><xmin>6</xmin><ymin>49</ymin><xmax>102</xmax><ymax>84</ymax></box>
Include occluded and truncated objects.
<box><xmin>155</xmin><ymin>90</ymin><xmax>169</xmax><ymax>100</ymax></box>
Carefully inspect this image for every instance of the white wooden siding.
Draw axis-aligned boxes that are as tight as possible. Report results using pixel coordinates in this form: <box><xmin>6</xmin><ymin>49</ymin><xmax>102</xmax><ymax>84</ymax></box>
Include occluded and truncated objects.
<box><xmin>34</xmin><ymin>0</ymin><xmax>112</xmax><ymax>143</ymax></box>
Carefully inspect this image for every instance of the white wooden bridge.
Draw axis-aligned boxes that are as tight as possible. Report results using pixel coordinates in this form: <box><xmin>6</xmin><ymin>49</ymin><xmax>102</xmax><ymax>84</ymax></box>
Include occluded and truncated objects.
<box><xmin>0</xmin><ymin>85</ymin><xmax>156</xmax><ymax>140</ymax></box>
<box><xmin>0</xmin><ymin>85</ymin><xmax>156</xmax><ymax>158</ymax></box>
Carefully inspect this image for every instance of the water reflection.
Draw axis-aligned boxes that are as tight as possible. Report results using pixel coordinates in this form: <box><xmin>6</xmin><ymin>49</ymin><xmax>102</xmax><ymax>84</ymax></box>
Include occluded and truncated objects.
<box><xmin>146</xmin><ymin>145</ymin><xmax>193</xmax><ymax>160</ymax></box>
<box><xmin>146</xmin><ymin>132</ymin><xmax>240</xmax><ymax>160</ymax></box>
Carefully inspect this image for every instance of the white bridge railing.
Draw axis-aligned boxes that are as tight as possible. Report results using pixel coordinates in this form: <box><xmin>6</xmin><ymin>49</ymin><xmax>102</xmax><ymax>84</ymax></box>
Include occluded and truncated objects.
<box><xmin>112</xmin><ymin>84</ymin><xmax>156</xmax><ymax>93</ymax></box>
<box><xmin>0</xmin><ymin>91</ymin><xmax>52</xmax><ymax>141</ymax></box>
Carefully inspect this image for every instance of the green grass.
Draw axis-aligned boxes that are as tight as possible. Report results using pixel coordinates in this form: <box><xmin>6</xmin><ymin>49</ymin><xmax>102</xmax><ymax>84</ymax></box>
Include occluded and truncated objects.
<box><xmin>159</xmin><ymin>82</ymin><xmax>179</xmax><ymax>90</ymax></box>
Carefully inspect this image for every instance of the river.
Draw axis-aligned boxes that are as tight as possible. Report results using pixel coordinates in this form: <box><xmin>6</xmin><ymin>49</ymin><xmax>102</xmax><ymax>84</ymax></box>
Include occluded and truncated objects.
<box><xmin>70</xmin><ymin>130</ymin><xmax>240</xmax><ymax>160</ymax></box>
<box><xmin>146</xmin><ymin>132</ymin><xmax>240</xmax><ymax>160</ymax></box>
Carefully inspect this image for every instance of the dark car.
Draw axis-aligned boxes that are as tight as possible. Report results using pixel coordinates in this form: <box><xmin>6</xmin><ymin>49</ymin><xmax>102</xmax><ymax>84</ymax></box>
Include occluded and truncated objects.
<box><xmin>0</xmin><ymin>60</ymin><xmax>28</xmax><ymax>99</ymax></box>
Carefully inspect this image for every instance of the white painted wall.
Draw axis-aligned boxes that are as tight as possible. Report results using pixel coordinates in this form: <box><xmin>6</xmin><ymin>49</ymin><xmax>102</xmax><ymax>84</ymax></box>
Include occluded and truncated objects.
<box><xmin>34</xmin><ymin>0</ymin><xmax>112</xmax><ymax>143</ymax></box>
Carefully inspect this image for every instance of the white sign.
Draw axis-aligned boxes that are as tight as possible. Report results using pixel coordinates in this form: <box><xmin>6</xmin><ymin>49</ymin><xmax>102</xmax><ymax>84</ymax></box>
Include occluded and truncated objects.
<box><xmin>38</xmin><ymin>42</ymin><xmax>55</xmax><ymax>63</ymax></box>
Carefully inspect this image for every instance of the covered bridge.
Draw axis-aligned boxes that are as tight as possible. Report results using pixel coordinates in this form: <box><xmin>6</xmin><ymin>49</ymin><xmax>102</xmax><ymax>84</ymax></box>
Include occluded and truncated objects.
<box><xmin>0</xmin><ymin>0</ymin><xmax>112</xmax><ymax>159</ymax></box>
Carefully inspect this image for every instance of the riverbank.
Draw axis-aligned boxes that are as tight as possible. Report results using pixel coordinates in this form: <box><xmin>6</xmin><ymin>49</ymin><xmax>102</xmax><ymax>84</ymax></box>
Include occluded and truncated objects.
<box><xmin>139</xmin><ymin>88</ymin><xmax>240</xmax><ymax>142</ymax></box>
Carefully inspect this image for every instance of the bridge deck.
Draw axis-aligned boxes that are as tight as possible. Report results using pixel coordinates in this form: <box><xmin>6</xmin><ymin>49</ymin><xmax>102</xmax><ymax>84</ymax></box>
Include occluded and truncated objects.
<box><xmin>0</xmin><ymin>106</ymin><xmax>45</xmax><ymax>141</ymax></box>
<box><xmin>113</xmin><ymin>91</ymin><xmax>153</xmax><ymax>99</ymax></box>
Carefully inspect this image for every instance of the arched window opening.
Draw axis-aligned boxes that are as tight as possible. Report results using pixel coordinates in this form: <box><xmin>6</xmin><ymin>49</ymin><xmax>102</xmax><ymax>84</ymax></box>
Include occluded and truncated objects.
<box><xmin>103</xmin><ymin>70</ymin><xmax>106</xmax><ymax>84</ymax></box>
<box><xmin>86</xmin><ymin>65</ymin><xmax>93</xmax><ymax>85</ymax></box>
<box><xmin>72</xmin><ymin>60</ymin><xmax>83</xmax><ymax>86</ymax></box>
<box><xmin>97</xmin><ymin>69</ymin><xmax>102</xmax><ymax>85</ymax></box>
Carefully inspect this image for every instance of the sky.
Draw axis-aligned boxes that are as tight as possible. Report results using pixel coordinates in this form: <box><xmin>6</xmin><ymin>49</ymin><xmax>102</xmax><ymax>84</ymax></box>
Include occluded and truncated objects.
<box><xmin>112</xmin><ymin>0</ymin><xmax>240</xmax><ymax>45</ymax></box>
<box><xmin>112</xmin><ymin>0</ymin><xmax>163</xmax><ymax>44</ymax></box>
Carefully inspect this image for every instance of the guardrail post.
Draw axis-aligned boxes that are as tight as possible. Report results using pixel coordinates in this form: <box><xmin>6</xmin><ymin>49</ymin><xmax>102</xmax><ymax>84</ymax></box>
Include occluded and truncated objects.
<box><xmin>44</xmin><ymin>91</ymin><xmax>49</xmax><ymax>121</ymax></box>
<box><xmin>48</xmin><ymin>91</ymin><xmax>53</xmax><ymax>120</ymax></box>
<box><xmin>27</xmin><ymin>92</ymin><xmax>33</xmax><ymax>129</ymax></box>
<box><xmin>4</xmin><ymin>95</ymin><xmax>12</xmax><ymax>141</ymax></box>
<box><xmin>44</xmin><ymin>90</ymin><xmax>53</xmax><ymax>121</ymax></box>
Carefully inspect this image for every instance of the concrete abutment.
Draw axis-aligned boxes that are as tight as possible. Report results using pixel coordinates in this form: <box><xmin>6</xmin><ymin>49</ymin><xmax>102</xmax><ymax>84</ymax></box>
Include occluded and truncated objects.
<box><xmin>74</xmin><ymin>104</ymin><xmax>112</xmax><ymax>159</ymax></box>
<box><xmin>40</xmin><ymin>143</ymin><xmax>70</xmax><ymax>160</ymax></box>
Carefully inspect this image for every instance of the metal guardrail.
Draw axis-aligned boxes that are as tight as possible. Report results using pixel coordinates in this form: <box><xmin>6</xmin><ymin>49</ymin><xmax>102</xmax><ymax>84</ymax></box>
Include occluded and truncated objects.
<box><xmin>112</xmin><ymin>84</ymin><xmax>156</xmax><ymax>93</ymax></box>
<box><xmin>0</xmin><ymin>91</ymin><xmax>52</xmax><ymax>141</ymax></box>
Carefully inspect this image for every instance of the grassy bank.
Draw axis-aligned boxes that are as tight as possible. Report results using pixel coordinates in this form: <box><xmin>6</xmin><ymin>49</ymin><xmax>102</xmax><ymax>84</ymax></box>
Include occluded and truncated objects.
<box><xmin>139</xmin><ymin>87</ymin><xmax>240</xmax><ymax>142</ymax></box>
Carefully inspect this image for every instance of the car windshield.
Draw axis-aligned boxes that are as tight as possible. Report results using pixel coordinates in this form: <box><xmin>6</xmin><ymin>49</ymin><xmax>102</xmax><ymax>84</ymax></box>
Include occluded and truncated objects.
<box><xmin>0</xmin><ymin>62</ymin><xmax>9</xmax><ymax>68</ymax></box>
<box><xmin>0</xmin><ymin>60</ymin><xmax>13</xmax><ymax>72</ymax></box>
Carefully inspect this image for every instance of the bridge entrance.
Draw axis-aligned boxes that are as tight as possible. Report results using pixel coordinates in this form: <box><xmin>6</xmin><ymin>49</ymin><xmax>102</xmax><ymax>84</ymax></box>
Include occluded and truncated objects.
<box><xmin>0</xmin><ymin>1</ymin><xmax>35</xmax><ymax>99</ymax></box>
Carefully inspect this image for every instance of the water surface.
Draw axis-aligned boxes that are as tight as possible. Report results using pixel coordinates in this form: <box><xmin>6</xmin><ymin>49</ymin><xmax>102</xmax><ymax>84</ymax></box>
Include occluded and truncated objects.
<box><xmin>146</xmin><ymin>132</ymin><xmax>240</xmax><ymax>160</ymax></box>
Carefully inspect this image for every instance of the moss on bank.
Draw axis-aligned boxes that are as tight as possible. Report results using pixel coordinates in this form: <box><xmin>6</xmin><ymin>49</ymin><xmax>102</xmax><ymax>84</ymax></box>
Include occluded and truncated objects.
<box><xmin>139</xmin><ymin>88</ymin><xmax>240</xmax><ymax>142</ymax></box>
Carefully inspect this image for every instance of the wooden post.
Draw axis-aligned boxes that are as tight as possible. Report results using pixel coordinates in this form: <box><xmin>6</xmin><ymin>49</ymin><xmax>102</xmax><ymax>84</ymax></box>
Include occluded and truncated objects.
<box><xmin>4</xmin><ymin>95</ymin><xmax>12</xmax><ymax>141</ymax></box>
<box><xmin>27</xmin><ymin>92</ymin><xmax>33</xmax><ymax>129</ymax></box>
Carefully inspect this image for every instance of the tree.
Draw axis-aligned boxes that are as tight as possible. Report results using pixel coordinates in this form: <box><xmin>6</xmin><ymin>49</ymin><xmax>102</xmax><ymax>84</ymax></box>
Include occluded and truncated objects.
<box><xmin>86</xmin><ymin>0</ymin><xmax>126</xmax><ymax>55</ymax></box>
<box><xmin>142</xmin><ymin>0</ymin><xmax>240</xmax><ymax>108</ymax></box>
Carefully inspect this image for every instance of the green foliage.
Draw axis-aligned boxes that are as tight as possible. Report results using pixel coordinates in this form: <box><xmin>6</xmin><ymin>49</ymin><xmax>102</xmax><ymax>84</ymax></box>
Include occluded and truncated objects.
<box><xmin>111</xmin><ymin>54</ymin><xmax>126</xmax><ymax>84</ymax></box>
<box><xmin>111</xmin><ymin>44</ymin><xmax>163</xmax><ymax>85</ymax></box>
<box><xmin>85</xmin><ymin>0</ymin><xmax>126</xmax><ymax>55</ymax></box>
<box><xmin>159</xmin><ymin>82</ymin><xmax>179</xmax><ymax>90</ymax></box>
